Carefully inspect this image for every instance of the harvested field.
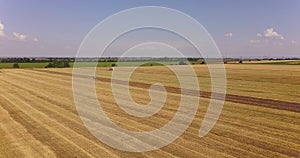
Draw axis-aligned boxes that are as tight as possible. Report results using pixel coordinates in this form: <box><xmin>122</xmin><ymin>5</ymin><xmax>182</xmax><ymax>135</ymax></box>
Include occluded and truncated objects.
<box><xmin>0</xmin><ymin>65</ymin><xmax>299</xmax><ymax>157</ymax></box>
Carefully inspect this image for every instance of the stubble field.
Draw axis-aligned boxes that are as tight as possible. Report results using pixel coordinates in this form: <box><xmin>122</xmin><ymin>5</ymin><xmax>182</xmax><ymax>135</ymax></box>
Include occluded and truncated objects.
<box><xmin>0</xmin><ymin>64</ymin><xmax>299</xmax><ymax>157</ymax></box>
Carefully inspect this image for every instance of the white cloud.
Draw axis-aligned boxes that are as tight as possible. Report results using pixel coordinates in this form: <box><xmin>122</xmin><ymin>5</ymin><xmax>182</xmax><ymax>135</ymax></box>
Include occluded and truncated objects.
<box><xmin>1</xmin><ymin>20</ymin><xmax>38</xmax><ymax>43</ymax></box>
<box><xmin>0</xmin><ymin>21</ymin><xmax>5</xmax><ymax>37</ymax></box>
<box><xmin>224</xmin><ymin>32</ymin><xmax>233</xmax><ymax>37</ymax></box>
<box><xmin>256</xmin><ymin>33</ymin><xmax>262</xmax><ymax>37</ymax></box>
<box><xmin>291</xmin><ymin>40</ymin><xmax>298</xmax><ymax>44</ymax></box>
<box><xmin>249</xmin><ymin>39</ymin><xmax>260</xmax><ymax>44</ymax></box>
<box><xmin>290</xmin><ymin>40</ymin><xmax>299</xmax><ymax>47</ymax></box>
<box><xmin>33</xmin><ymin>37</ymin><xmax>38</xmax><ymax>42</ymax></box>
<box><xmin>257</xmin><ymin>28</ymin><xmax>284</xmax><ymax>40</ymax></box>
<box><xmin>248</xmin><ymin>40</ymin><xmax>264</xmax><ymax>47</ymax></box>
<box><xmin>13</xmin><ymin>32</ymin><xmax>27</xmax><ymax>41</ymax></box>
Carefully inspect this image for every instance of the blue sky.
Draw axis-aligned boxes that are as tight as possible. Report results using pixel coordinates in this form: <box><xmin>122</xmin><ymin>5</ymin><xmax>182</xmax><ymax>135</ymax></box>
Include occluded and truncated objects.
<box><xmin>0</xmin><ymin>0</ymin><xmax>299</xmax><ymax>57</ymax></box>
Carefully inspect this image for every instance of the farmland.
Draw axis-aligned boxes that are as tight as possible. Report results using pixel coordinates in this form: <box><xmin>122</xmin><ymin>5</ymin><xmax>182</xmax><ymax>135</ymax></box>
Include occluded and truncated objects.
<box><xmin>234</xmin><ymin>60</ymin><xmax>300</xmax><ymax>65</ymax></box>
<box><xmin>0</xmin><ymin>61</ymin><xmax>184</xmax><ymax>69</ymax></box>
<box><xmin>0</xmin><ymin>59</ymin><xmax>299</xmax><ymax>69</ymax></box>
<box><xmin>0</xmin><ymin>64</ymin><xmax>299</xmax><ymax>157</ymax></box>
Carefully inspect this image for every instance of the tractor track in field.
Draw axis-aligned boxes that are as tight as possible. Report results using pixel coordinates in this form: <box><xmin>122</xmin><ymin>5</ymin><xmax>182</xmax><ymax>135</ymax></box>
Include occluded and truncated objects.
<box><xmin>31</xmin><ymin>69</ymin><xmax>300</xmax><ymax>113</ymax></box>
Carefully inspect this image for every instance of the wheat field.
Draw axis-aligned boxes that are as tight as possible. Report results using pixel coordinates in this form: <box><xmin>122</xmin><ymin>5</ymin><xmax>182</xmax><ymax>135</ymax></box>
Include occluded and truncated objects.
<box><xmin>0</xmin><ymin>65</ymin><xmax>299</xmax><ymax>157</ymax></box>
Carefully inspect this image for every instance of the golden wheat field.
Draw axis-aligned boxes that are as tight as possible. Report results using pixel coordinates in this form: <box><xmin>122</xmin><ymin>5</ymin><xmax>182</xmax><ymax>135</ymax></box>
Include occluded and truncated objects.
<box><xmin>0</xmin><ymin>64</ymin><xmax>299</xmax><ymax>157</ymax></box>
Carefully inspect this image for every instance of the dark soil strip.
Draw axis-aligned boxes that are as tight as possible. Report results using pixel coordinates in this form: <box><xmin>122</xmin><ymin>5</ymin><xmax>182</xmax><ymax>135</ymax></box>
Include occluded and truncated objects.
<box><xmin>31</xmin><ymin>69</ymin><xmax>300</xmax><ymax>113</ymax></box>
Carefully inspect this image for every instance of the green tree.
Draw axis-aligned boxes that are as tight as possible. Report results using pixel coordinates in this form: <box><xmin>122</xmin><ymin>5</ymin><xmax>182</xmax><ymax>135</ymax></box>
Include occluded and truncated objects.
<box><xmin>45</xmin><ymin>60</ymin><xmax>70</xmax><ymax>68</ymax></box>
<box><xmin>179</xmin><ymin>60</ymin><xmax>187</xmax><ymax>65</ymax></box>
<box><xmin>13</xmin><ymin>63</ymin><xmax>20</xmax><ymax>68</ymax></box>
<box><xmin>64</xmin><ymin>61</ymin><xmax>70</xmax><ymax>67</ymax></box>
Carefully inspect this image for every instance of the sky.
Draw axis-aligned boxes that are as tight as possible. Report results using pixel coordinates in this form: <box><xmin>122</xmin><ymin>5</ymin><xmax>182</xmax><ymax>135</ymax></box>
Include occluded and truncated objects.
<box><xmin>0</xmin><ymin>0</ymin><xmax>299</xmax><ymax>58</ymax></box>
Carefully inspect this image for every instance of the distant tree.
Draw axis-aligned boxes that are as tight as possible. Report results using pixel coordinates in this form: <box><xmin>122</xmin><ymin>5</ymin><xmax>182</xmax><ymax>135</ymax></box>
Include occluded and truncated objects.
<box><xmin>45</xmin><ymin>60</ymin><xmax>70</xmax><ymax>68</ymax></box>
<box><xmin>45</xmin><ymin>62</ymin><xmax>54</xmax><ymax>68</ymax></box>
<box><xmin>64</xmin><ymin>61</ymin><xmax>70</xmax><ymax>67</ymax></box>
<box><xmin>239</xmin><ymin>60</ymin><xmax>243</xmax><ymax>64</ymax></box>
<box><xmin>111</xmin><ymin>63</ymin><xmax>117</xmax><ymax>67</ymax></box>
<box><xmin>54</xmin><ymin>60</ymin><xmax>65</xmax><ymax>68</ymax></box>
<box><xmin>179</xmin><ymin>60</ymin><xmax>187</xmax><ymax>65</ymax></box>
<box><xmin>13</xmin><ymin>63</ymin><xmax>20</xmax><ymax>68</ymax></box>
<box><xmin>201</xmin><ymin>61</ymin><xmax>206</xmax><ymax>64</ymax></box>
